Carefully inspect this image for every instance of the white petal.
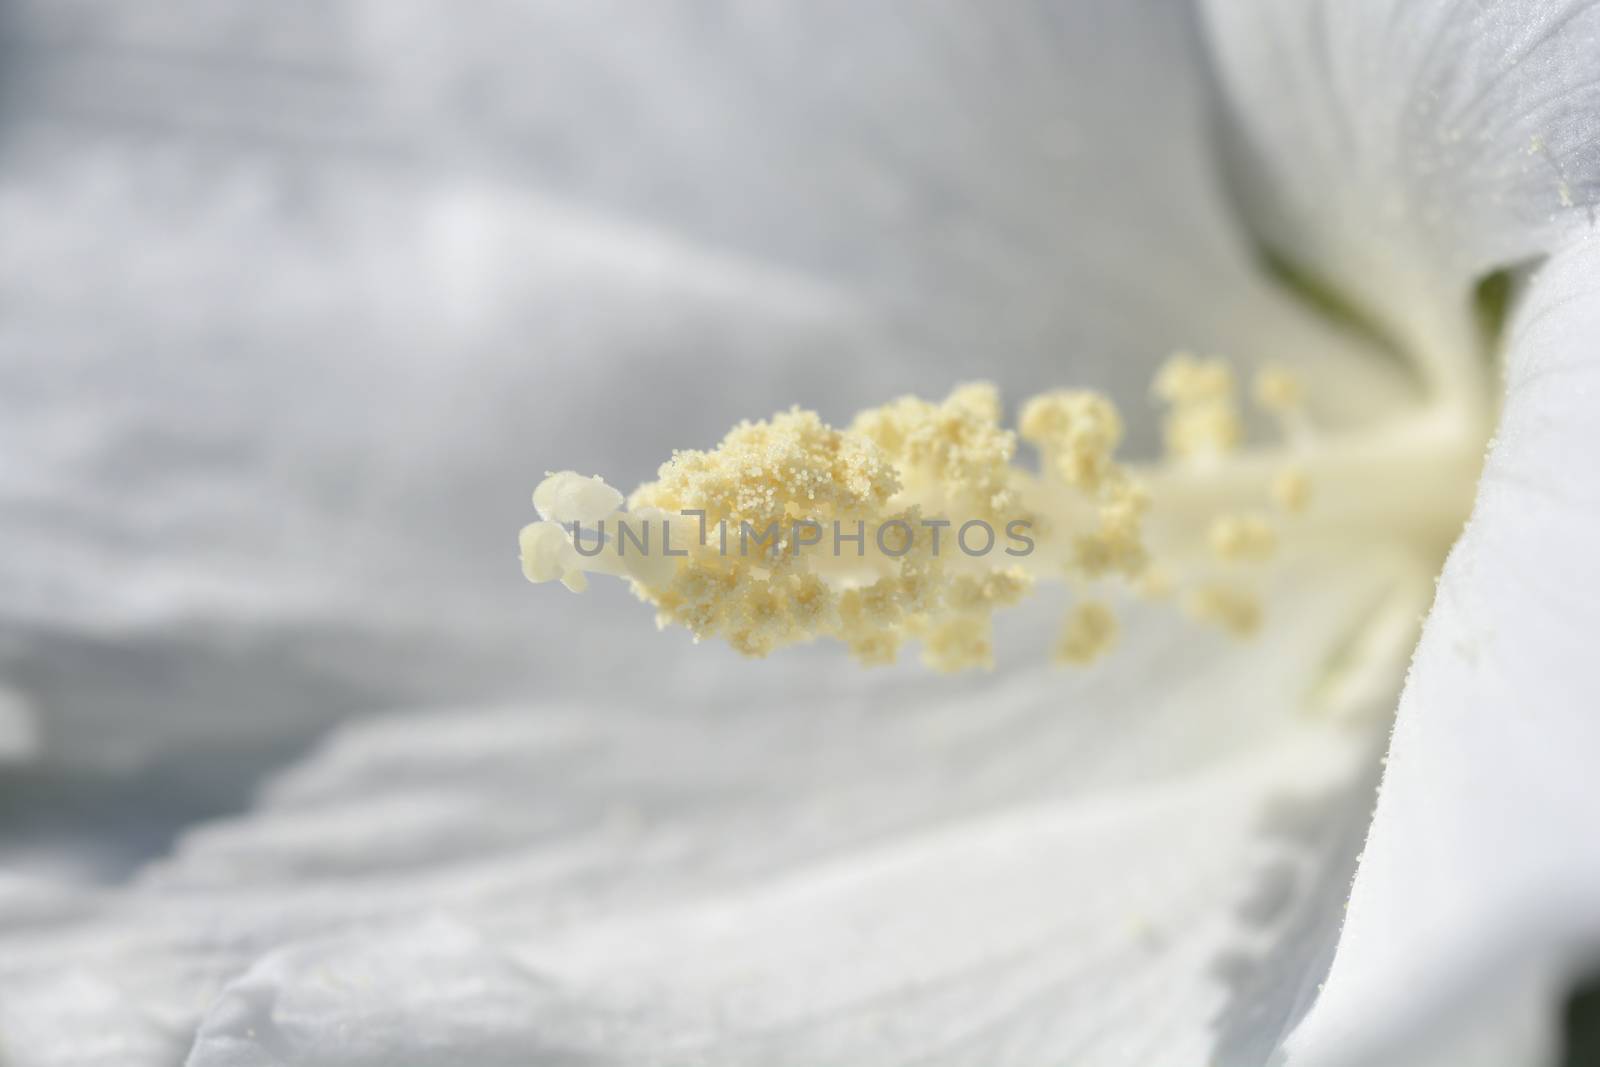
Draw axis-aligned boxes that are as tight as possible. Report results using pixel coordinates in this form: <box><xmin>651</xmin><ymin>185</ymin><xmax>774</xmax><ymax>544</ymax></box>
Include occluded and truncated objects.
<box><xmin>0</xmin><ymin>560</ymin><xmax>1413</xmax><ymax>1065</ymax></box>
<box><xmin>1286</xmin><ymin>237</ymin><xmax>1600</xmax><ymax>1066</ymax></box>
<box><xmin>1202</xmin><ymin>0</ymin><xmax>1600</xmax><ymax>397</ymax></box>
<box><xmin>356</xmin><ymin>0</ymin><xmax>1417</xmax><ymax>417</ymax></box>
<box><xmin>0</xmin><ymin>683</ymin><xmax>40</xmax><ymax>763</ymax></box>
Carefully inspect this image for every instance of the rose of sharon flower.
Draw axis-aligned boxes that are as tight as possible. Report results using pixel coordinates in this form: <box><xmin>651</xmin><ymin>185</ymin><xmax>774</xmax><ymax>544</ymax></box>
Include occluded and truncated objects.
<box><xmin>1</xmin><ymin>2</ymin><xmax>1598</xmax><ymax>1066</ymax></box>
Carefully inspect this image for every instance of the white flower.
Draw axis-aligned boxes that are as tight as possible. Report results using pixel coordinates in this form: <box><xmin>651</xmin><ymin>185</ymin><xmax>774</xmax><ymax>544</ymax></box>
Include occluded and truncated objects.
<box><xmin>0</xmin><ymin>2</ymin><xmax>1596</xmax><ymax>1066</ymax></box>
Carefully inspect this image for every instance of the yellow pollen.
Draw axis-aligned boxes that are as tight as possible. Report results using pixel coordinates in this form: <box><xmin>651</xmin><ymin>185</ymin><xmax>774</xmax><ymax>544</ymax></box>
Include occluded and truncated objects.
<box><xmin>1136</xmin><ymin>566</ymin><xmax>1175</xmax><ymax>600</ymax></box>
<box><xmin>1251</xmin><ymin>364</ymin><xmax>1303</xmax><ymax>416</ymax></box>
<box><xmin>1272</xmin><ymin>467</ymin><xmax>1312</xmax><ymax>513</ymax></box>
<box><xmin>850</xmin><ymin>382</ymin><xmax>1020</xmax><ymax>521</ymax></box>
<box><xmin>1208</xmin><ymin>513</ymin><xmax>1278</xmax><ymax>562</ymax></box>
<box><xmin>1186</xmin><ymin>584</ymin><xmax>1263</xmax><ymax>637</ymax></box>
<box><xmin>1152</xmin><ymin>352</ymin><xmax>1242</xmax><ymax>461</ymax></box>
<box><xmin>551</xmin><ymin>391</ymin><xmax>1046</xmax><ymax>671</ymax></box>
<box><xmin>1020</xmin><ymin>390</ymin><xmax>1123</xmax><ymax>492</ymax></box>
<box><xmin>1055</xmin><ymin>601</ymin><xmax>1118</xmax><ymax>665</ymax></box>
<box><xmin>920</xmin><ymin>616</ymin><xmax>996</xmax><ymax>672</ymax></box>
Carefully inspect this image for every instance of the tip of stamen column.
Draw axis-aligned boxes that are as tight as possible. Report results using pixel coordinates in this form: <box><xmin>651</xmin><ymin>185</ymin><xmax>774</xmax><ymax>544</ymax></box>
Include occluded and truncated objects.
<box><xmin>533</xmin><ymin>470</ymin><xmax>625</xmax><ymax>523</ymax></box>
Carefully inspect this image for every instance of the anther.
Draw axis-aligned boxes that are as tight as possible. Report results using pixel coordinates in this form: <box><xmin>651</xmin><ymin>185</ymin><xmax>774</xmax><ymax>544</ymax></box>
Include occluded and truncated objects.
<box><xmin>1056</xmin><ymin>601</ymin><xmax>1118</xmax><ymax>665</ymax></box>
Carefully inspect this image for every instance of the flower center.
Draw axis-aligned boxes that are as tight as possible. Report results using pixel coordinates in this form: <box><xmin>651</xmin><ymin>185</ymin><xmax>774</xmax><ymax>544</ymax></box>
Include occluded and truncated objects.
<box><xmin>519</xmin><ymin>354</ymin><xmax>1482</xmax><ymax>673</ymax></box>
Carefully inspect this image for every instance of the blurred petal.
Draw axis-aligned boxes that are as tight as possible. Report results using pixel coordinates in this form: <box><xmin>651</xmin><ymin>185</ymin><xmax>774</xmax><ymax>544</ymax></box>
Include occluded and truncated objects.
<box><xmin>0</xmin><ymin>558</ymin><xmax>1413</xmax><ymax>1066</ymax></box>
<box><xmin>0</xmin><ymin>160</ymin><xmax>884</xmax><ymax>769</ymax></box>
<box><xmin>0</xmin><ymin>683</ymin><xmax>40</xmax><ymax>762</ymax></box>
<box><xmin>1202</xmin><ymin>0</ymin><xmax>1600</xmax><ymax>399</ymax></box>
<box><xmin>353</xmin><ymin>0</ymin><xmax>1408</xmax><ymax>417</ymax></box>
<box><xmin>1286</xmin><ymin>237</ymin><xmax>1600</xmax><ymax>1066</ymax></box>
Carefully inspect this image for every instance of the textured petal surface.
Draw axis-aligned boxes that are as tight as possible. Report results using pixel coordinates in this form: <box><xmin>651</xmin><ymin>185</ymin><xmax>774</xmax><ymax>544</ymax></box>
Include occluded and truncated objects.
<box><xmin>1287</xmin><ymin>236</ymin><xmax>1600</xmax><ymax>1067</ymax></box>
<box><xmin>0</xmin><ymin>559</ymin><xmax>1411</xmax><ymax>1066</ymax></box>
<box><xmin>350</xmin><ymin>0</ymin><xmax>1408</xmax><ymax>416</ymax></box>
<box><xmin>1205</xmin><ymin>7</ymin><xmax>1600</xmax><ymax>1058</ymax></box>
<box><xmin>1203</xmin><ymin>0</ymin><xmax>1600</xmax><ymax>402</ymax></box>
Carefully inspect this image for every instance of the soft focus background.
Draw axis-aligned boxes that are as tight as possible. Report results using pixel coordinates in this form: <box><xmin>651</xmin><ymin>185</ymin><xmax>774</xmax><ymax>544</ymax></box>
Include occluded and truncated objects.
<box><xmin>9</xmin><ymin>3</ymin><xmax>1596</xmax><ymax>1065</ymax></box>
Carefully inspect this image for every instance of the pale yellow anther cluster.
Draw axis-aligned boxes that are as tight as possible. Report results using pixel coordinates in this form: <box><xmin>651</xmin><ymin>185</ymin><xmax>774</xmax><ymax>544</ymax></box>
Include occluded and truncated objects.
<box><xmin>1208</xmin><ymin>513</ymin><xmax>1278</xmax><ymax>563</ymax></box>
<box><xmin>1056</xmin><ymin>600</ymin><xmax>1118</xmax><ymax>665</ymax></box>
<box><xmin>851</xmin><ymin>383</ymin><xmax>1021</xmax><ymax>521</ymax></box>
<box><xmin>616</xmin><ymin>391</ymin><xmax>1041</xmax><ymax>671</ymax></box>
<box><xmin>1272</xmin><ymin>467</ymin><xmax>1312</xmax><ymax>513</ymax></box>
<box><xmin>1137</xmin><ymin>565</ymin><xmax>1175</xmax><ymax>600</ymax></box>
<box><xmin>1251</xmin><ymin>365</ymin><xmax>1315</xmax><ymax>514</ymax></box>
<box><xmin>1252</xmin><ymin>364</ymin><xmax>1303</xmax><ymax>416</ymax></box>
<box><xmin>1153</xmin><ymin>353</ymin><xmax>1242</xmax><ymax>461</ymax></box>
<box><xmin>1018</xmin><ymin>389</ymin><xmax>1149</xmax><ymax>581</ymax></box>
<box><xmin>1185</xmin><ymin>583</ymin><xmax>1263</xmax><ymax>637</ymax></box>
<box><xmin>1072</xmin><ymin>481</ymin><xmax>1151</xmax><ymax>579</ymax></box>
<box><xmin>1019</xmin><ymin>391</ymin><xmax>1123</xmax><ymax>492</ymax></box>
<box><xmin>632</xmin><ymin>408</ymin><xmax>900</xmax><ymax>528</ymax></box>
<box><xmin>907</xmin><ymin>568</ymin><xmax>1034</xmax><ymax>671</ymax></box>
<box><xmin>624</xmin><ymin>407</ymin><xmax>902</xmax><ymax>661</ymax></box>
<box><xmin>521</xmin><ymin>353</ymin><xmax>1328</xmax><ymax>671</ymax></box>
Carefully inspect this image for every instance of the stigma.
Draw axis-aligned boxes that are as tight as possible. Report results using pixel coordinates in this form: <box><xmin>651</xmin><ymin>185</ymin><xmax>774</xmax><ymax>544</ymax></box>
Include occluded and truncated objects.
<box><xmin>519</xmin><ymin>355</ymin><xmax>1479</xmax><ymax>672</ymax></box>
